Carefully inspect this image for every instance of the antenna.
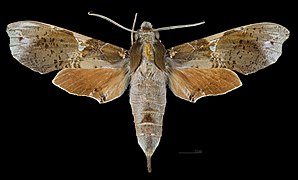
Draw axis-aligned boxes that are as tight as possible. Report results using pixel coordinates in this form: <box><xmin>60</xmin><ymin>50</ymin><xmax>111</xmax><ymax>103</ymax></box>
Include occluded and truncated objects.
<box><xmin>131</xmin><ymin>13</ymin><xmax>138</xmax><ymax>45</ymax></box>
<box><xmin>88</xmin><ymin>12</ymin><xmax>137</xmax><ymax>33</ymax></box>
<box><xmin>155</xmin><ymin>21</ymin><xmax>205</xmax><ymax>31</ymax></box>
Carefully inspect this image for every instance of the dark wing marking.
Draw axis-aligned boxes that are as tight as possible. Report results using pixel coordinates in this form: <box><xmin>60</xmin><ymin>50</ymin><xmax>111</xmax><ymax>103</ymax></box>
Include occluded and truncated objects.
<box><xmin>129</xmin><ymin>41</ymin><xmax>142</xmax><ymax>72</ymax></box>
<box><xmin>153</xmin><ymin>41</ymin><xmax>166</xmax><ymax>71</ymax></box>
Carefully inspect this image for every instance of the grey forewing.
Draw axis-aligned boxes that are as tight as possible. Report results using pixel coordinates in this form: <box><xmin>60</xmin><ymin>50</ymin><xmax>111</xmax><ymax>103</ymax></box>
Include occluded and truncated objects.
<box><xmin>167</xmin><ymin>22</ymin><xmax>289</xmax><ymax>75</ymax></box>
<box><xmin>7</xmin><ymin>21</ymin><xmax>128</xmax><ymax>74</ymax></box>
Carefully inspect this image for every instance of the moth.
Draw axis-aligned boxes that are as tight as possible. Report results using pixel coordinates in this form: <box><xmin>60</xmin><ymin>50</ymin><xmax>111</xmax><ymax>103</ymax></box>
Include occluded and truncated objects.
<box><xmin>6</xmin><ymin>13</ymin><xmax>289</xmax><ymax>172</ymax></box>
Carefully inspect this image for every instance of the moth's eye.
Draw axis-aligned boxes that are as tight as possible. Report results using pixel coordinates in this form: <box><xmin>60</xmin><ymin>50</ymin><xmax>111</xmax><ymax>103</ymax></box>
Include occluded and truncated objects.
<box><xmin>155</xmin><ymin>31</ymin><xmax>160</xmax><ymax>40</ymax></box>
<box><xmin>134</xmin><ymin>33</ymin><xmax>138</xmax><ymax>41</ymax></box>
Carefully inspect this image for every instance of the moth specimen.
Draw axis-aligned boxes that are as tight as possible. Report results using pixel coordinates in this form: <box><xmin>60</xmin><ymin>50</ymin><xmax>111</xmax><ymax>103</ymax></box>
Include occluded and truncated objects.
<box><xmin>6</xmin><ymin>13</ymin><xmax>289</xmax><ymax>172</ymax></box>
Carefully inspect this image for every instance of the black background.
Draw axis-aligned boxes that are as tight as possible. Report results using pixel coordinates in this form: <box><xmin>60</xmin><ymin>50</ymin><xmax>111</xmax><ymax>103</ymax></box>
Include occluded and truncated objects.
<box><xmin>1</xmin><ymin>0</ymin><xmax>296</xmax><ymax>178</ymax></box>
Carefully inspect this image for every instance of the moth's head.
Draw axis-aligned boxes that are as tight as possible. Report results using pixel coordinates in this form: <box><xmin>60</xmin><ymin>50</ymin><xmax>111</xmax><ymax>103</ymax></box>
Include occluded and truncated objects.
<box><xmin>134</xmin><ymin>21</ymin><xmax>160</xmax><ymax>42</ymax></box>
<box><xmin>141</xmin><ymin>21</ymin><xmax>153</xmax><ymax>30</ymax></box>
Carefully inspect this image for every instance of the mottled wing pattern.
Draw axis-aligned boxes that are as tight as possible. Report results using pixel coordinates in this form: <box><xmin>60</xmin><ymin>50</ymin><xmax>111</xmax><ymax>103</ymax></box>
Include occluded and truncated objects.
<box><xmin>168</xmin><ymin>22</ymin><xmax>289</xmax><ymax>74</ymax></box>
<box><xmin>6</xmin><ymin>21</ymin><xmax>128</xmax><ymax>74</ymax></box>
<box><xmin>7</xmin><ymin>21</ymin><xmax>130</xmax><ymax>103</ymax></box>
<box><xmin>167</xmin><ymin>22</ymin><xmax>289</xmax><ymax>102</ymax></box>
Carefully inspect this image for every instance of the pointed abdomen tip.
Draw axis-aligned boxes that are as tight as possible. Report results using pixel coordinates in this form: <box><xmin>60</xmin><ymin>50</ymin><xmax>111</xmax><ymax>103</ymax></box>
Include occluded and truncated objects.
<box><xmin>146</xmin><ymin>155</ymin><xmax>152</xmax><ymax>173</ymax></box>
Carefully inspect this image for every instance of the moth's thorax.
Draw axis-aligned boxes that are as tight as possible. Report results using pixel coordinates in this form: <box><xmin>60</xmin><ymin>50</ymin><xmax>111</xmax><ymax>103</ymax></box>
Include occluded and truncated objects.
<box><xmin>137</xmin><ymin>22</ymin><xmax>162</xmax><ymax>63</ymax></box>
<box><xmin>129</xmin><ymin>21</ymin><xmax>166</xmax><ymax>72</ymax></box>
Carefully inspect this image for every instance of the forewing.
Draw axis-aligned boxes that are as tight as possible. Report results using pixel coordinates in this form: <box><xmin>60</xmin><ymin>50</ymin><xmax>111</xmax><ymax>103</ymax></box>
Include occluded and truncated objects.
<box><xmin>168</xmin><ymin>22</ymin><xmax>289</xmax><ymax>74</ymax></box>
<box><xmin>168</xmin><ymin>68</ymin><xmax>242</xmax><ymax>102</ymax></box>
<box><xmin>7</xmin><ymin>21</ymin><xmax>128</xmax><ymax>74</ymax></box>
<box><xmin>52</xmin><ymin>67</ymin><xmax>130</xmax><ymax>103</ymax></box>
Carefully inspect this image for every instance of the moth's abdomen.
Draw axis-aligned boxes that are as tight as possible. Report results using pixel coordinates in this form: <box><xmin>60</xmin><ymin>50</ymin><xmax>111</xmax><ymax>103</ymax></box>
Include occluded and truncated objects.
<box><xmin>129</xmin><ymin>60</ymin><xmax>167</xmax><ymax>172</ymax></box>
<box><xmin>130</xmin><ymin>80</ymin><xmax>166</xmax><ymax>149</ymax></box>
